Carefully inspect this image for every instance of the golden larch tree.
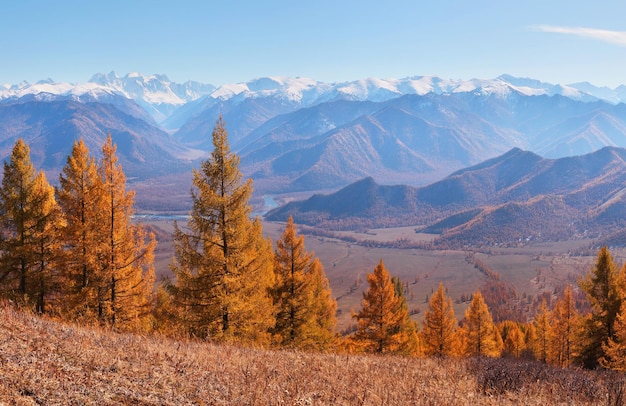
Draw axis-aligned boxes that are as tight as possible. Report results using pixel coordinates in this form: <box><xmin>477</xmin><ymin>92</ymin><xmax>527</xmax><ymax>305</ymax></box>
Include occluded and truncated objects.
<box><xmin>0</xmin><ymin>139</ymin><xmax>63</xmax><ymax>313</ymax></box>
<box><xmin>57</xmin><ymin>139</ymin><xmax>106</xmax><ymax>321</ymax></box>
<box><xmin>532</xmin><ymin>299</ymin><xmax>551</xmax><ymax>363</ymax></box>
<box><xmin>462</xmin><ymin>291</ymin><xmax>501</xmax><ymax>357</ymax></box>
<box><xmin>168</xmin><ymin>117</ymin><xmax>275</xmax><ymax>344</ymax></box>
<box><xmin>601</xmin><ymin>300</ymin><xmax>626</xmax><ymax>370</ymax></box>
<box><xmin>549</xmin><ymin>285</ymin><xmax>581</xmax><ymax>367</ymax></box>
<box><xmin>421</xmin><ymin>282</ymin><xmax>458</xmax><ymax>356</ymax></box>
<box><xmin>500</xmin><ymin>320</ymin><xmax>526</xmax><ymax>358</ymax></box>
<box><xmin>97</xmin><ymin>134</ymin><xmax>156</xmax><ymax>331</ymax></box>
<box><xmin>30</xmin><ymin>171</ymin><xmax>64</xmax><ymax>314</ymax></box>
<box><xmin>579</xmin><ymin>246</ymin><xmax>622</xmax><ymax>368</ymax></box>
<box><xmin>272</xmin><ymin>216</ymin><xmax>336</xmax><ymax>349</ymax></box>
<box><xmin>352</xmin><ymin>259</ymin><xmax>419</xmax><ymax>354</ymax></box>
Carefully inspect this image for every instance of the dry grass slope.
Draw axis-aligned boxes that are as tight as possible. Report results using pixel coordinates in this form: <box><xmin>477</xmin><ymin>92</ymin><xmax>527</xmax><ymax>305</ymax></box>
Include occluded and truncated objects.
<box><xmin>0</xmin><ymin>303</ymin><xmax>624</xmax><ymax>405</ymax></box>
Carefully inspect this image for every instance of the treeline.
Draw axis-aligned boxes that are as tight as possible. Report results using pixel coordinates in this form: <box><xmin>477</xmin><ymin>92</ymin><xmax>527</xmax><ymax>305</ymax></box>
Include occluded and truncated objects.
<box><xmin>5</xmin><ymin>119</ymin><xmax>626</xmax><ymax>371</ymax></box>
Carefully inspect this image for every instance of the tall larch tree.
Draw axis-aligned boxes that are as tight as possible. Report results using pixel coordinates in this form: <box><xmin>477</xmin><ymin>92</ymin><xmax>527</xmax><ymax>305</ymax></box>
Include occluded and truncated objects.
<box><xmin>579</xmin><ymin>246</ymin><xmax>622</xmax><ymax>368</ymax></box>
<box><xmin>57</xmin><ymin>139</ymin><xmax>106</xmax><ymax>320</ymax></box>
<box><xmin>97</xmin><ymin>134</ymin><xmax>156</xmax><ymax>331</ymax></box>
<box><xmin>352</xmin><ymin>259</ymin><xmax>419</xmax><ymax>354</ymax></box>
<box><xmin>29</xmin><ymin>171</ymin><xmax>64</xmax><ymax>314</ymax></box>
<box><xmin>549</xmin><ymin>285</ymin><xmax>580</xmax><ymax>367</ymax></box>
<box><xmin>272</xmin><ymin>216</ymin><xmax>336</xmax><ymax>349</ymax></box>
<box><xmin>463</xmin><ymin>291</ymin><xmax>501</xmax><ymax>357</ymax></box>
<box><xmin>601</xmin><ymin>300</ymin><xmax>626</xmax><ymax>370</ymax></box>
<box><xmin>305</xmin><ymin>257</ymin><xmax>337</xmax><ymax>350</ymax></box>
<box><xmin>168</xmin><ymin>117</ymin><xmax>275</xmax><ymax>344</ymax></box>
<box><xmin>0</xmin><ymin>139</ymin><xmax>62</xmax><ymax>312</ymax></box>
<box><xmin>421</xmin><ymin>282</ymin><xmax>458</xmax><ymax>356</ymax></box>
<box><xmin>532</xmin><ymin>299</ymin><xmax>551</xmax><ymax>363</ymax></box>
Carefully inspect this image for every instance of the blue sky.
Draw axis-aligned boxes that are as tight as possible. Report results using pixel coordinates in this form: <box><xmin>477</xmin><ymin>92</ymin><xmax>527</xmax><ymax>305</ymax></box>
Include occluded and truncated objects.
<box><xmin>2</xmin><ymin>1</ymin><xmax>626</xmax><ymax>87</ymax></box>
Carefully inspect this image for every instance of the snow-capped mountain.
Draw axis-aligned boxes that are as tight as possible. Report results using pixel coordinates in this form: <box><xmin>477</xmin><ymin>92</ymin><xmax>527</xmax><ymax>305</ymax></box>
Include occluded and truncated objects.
<box><xmin>88</xmin><ymin>72</ymin><xmax>215</xmax><ymax>123</ymax></box>
<box><xmin>6</xmin><ymin>72</ymin><xmax>626</xmax><ymax>200</ymax></box>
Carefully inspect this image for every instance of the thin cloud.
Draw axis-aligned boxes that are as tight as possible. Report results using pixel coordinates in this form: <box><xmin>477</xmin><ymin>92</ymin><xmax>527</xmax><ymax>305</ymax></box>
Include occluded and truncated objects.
<box><xmin>531</xmin><ymin>25</ymin><xmax>626</xmax><ymax>46</ymax></box>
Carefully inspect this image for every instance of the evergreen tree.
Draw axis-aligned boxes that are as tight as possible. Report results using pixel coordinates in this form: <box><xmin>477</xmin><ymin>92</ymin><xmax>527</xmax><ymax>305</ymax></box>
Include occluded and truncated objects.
<box><xmin>579</xmin><ymin>246</ymin><xmax>622</xmax><ymax>368</ymax></box>
<box><xmin>169</xmin><ymin>117</ymin><xmax>275</xmax><ymax>344</ymax></box>
<box><xmin>421</xmin><ymin>282</ymin><xmax>458</xmax><ymax>356</ymax></box>
<box><xmin>97</xmin><ymin>134</ymin><xmax>156</xmax><ymax>331</ymax></box>
<box><xmin>352</xmin><ymin>259</ymin><xmax>419</xmax><ymax>354</ymax></box>
<box><xmin>463</xmin><ymin>291</ymin><xmax>501</xmax><ymax>357</ymax></box>
<box><xmin>271</xmin><ymin>216</ymin><xmax>336</xmax><ymax>349</ymax></box>
<box><xmin>57</xmin><ymin>139</ymin><xmax>106</xmax><ymax>320</ymax></box>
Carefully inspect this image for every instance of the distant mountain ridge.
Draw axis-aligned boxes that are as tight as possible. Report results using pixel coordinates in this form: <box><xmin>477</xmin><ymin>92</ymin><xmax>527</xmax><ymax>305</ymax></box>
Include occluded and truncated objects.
<box><xmin>265</xmin><ymin>147</ymin><xmax>626</xmax><ymax>247</ymax></box>
<box><xmin>5</xmin><ymin>73</ymin><xmax>626</xmax><ymax>200</ymax></box>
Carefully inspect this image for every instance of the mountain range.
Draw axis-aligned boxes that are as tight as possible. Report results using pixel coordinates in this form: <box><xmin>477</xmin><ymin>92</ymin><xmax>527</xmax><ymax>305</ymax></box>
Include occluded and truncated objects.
<box><xmin>4</xmin><ymin>72</ymin><xmax>626</xmax><ymax>203</ymax></box>
<box><xmin>265</xmin><ymin>146</ymin><xmax>626</xmax><ymax>248</ymax></box>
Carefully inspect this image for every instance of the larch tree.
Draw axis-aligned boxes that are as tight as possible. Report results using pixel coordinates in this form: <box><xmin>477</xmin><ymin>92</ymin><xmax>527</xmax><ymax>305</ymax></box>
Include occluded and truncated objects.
<box><xmin>168</xmin><ymin>117</ymin><xmax>275</xmax><ymax>344</ymax></box>
<box><xmin>463</xmin><ymin>291</ymin><xmax>501</xmax><ymax>357</ymax></box>
<box><xmin>500</xmin><ymin>320</ymin><xmax>526</xmax><ymax>358</ymax></box>
<box><xmin>549</xmin><ymin>285</ymin><xmax>580</xmax><ymax>367</ymax></box>
<box><xmin>352</xmin><ymin>259</ymin><xmax>419</xmax><ymax>354</ymax></box>
<box><xmin>579</xmin><ymin>246</ymin><xmax>622</xmax><ymax>368</ymax></box>
<box><xmin>304</xmin><ymin>257</ymin><xmax>337</xmax><ymax>350</ymax></box>
<box><xmin>30</xmin><ymin>171</ymin><xmax>64</xmax><ymax>314</ymax></box>
<box><xmin>0</xmin><ymin>139</ymin><xmax>62</xmax><ymax>313</ymax></box>
<box><xmin>532</xmin><ymin>299</ymin><xmax>551</xmax><ymax>363</ymax></box>
<box><xmin>56</xmin><ymin>139</ymin><xmax>106</xmax><ymax>320</ymax></box>
<box><xmin>97</xmin><ymin>134</ymin><xmax>156</xmax><ymax>331</ymax></box>
<box><xmin>601</xmin><ymin>300</ymin><xmax>626</xmax><ymax>370</ymax></box>
<box><xmin>421</xmin><ymin>282</ymin><xmax>458</xmax><ymax>356</ymax></box>
<box><xmin>271</xmin><ymin>216</ymin><xmax>336</xmax><ymax>349</ymax></box>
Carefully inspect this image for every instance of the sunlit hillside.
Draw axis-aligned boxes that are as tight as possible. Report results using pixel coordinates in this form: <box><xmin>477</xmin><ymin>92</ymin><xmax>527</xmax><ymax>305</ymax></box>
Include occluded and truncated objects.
<box><xmin>0</xmin><ymin>303</ymin><xmax>623</xmax><ymax>405</ymax></box>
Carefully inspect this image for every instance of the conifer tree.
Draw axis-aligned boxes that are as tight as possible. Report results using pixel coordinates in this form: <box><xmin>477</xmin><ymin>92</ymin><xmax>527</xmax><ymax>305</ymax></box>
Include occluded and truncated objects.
<box><xmin>169</xmin><ymin>117</ymin><xmax>275</xmax><ymax>344</ymax></box>
<box><xmin>579</xmin><ymin>246</ymin><xmax>622</xmax><ymax>368</ymax></box>
<box><xmin>601</xmin><ymin>300</ymin><xmax>626</xmax><ymax>370</ymax></box>
<box><xmin>463</xmin><ymin>291</ymin><xmax>501</xmax><ymax>357</ymax></box>
<box><xmin>97</xmin><ymin>134</ymin><xmax>156</xmax><ymax>331</ymax></box>
<box><xmin>549</xmin><ymin>285</ymin><xmax>580</xmax><ymax>367</ymax></box>
<box><xmin>500</xmin><ymin>320</ymin><xmax>526</xmax><ymax>358</ymax></box>
<box><xmin>0</xmin><ymin>139</ymin><xmax>62</xmax><ymax>312</ymax></box>
<box><xmin>30</xmin><ymin>171</ymin><xmax>64</xmax><ymax>314</ymax></box>
<box><xmin>532</xmin><ymin>299</ymin><xmax>551</xmax><ymax>363</ymax></box>
<box><xmin>352</xmin><ymin>259</ymin><xmax>419</xmax><ymax>354</ymax></box>
<box><xmin>57</xmin><ymin>139</ymin><xmax>106</xmax><ymax>320</ymax></box>
<box><xmin>271</xmin><ymin>216</ymin><xmax>336</xmax><ymax>349</ymax></box>
<box><xmin>421</xmin><ymin>282</ymin><xmax>458</xmax><ymax>356</ymax></box>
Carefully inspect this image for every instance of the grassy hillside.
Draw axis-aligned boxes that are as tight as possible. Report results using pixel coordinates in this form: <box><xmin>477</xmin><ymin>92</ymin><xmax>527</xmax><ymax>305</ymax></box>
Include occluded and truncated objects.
<box><xmin>0</xmin><ymin>303</ymin><xmax>623</xmax><ymax>405</ymax></box>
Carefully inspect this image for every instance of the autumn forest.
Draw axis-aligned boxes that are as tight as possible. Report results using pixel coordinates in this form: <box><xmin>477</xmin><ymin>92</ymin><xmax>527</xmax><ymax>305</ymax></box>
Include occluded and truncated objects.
<box><xmin>3</xmin><ymin>117</ymin><xmax>626</xmax><ymax>379</ymax></box>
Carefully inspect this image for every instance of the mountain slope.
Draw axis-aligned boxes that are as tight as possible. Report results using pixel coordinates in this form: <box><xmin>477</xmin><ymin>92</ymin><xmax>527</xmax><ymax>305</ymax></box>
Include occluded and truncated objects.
<box><xmin>266</xmin><ymin>147</ymin><xmax>626</xmax><ymax>247</ymax></box>
<box><xmin>0</xmin><ymin>99</ymin><xmax>192</xmax><ymax>179</ymax></box>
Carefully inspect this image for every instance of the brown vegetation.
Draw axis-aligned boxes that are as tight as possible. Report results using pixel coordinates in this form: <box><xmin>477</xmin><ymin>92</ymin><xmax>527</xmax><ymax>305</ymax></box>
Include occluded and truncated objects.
<box><xmin>1</xmin><ymin>303</ymin><xmax>625</xmax><ymax>405</ymax></box>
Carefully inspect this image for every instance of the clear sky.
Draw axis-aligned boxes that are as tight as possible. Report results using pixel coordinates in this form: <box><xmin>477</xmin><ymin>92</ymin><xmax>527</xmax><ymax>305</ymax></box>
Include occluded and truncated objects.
<box><xmin>2</xmin><ymin>0</ymin><xmax>626</xmax><ymax>87</ymax></box>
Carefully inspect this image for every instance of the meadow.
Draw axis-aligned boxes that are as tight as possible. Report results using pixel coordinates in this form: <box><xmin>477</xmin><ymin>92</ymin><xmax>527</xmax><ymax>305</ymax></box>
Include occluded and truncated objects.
<box><xmin>1</xmin><ymin>302</ymin><xmax>623</xmax><ymax>405</ymax></box>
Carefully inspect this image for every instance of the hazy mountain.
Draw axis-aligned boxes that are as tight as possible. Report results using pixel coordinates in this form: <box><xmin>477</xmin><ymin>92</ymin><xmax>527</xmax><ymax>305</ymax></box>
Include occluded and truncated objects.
<box><xmin>5</xmin><ymin>73</ymin><xmax>626</xmax><ymax>200</ymax></box>
<box><xmin>0</xmin><ymin>99</ymin><xmax>193</xmax><ymax>180</ymax></box>
<box><xmin>266</xmin><ymin>147</ymin><xmax>626</xmax><ymax>247</ymax></box>
<box><xmin>241</xmin><ymin>91</ymin><xmax>625</xmax><ymax>193</ymax></box>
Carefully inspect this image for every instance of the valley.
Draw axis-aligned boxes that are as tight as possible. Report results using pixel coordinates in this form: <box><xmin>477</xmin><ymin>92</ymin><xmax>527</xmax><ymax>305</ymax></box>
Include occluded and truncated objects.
<box><xmin>147</xmin><ymin>216</ymin><xmax>614</xmax><ymax>332</ymax></box>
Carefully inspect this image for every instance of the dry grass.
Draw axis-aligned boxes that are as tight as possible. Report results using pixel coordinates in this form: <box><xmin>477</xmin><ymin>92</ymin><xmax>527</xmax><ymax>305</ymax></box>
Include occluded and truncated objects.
<box><xmin>0</xmin><ymin>303</ymin><xmax>623</xmax><ymax>405</ymax></box>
